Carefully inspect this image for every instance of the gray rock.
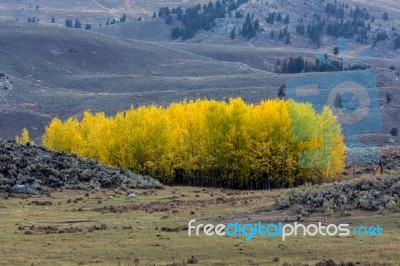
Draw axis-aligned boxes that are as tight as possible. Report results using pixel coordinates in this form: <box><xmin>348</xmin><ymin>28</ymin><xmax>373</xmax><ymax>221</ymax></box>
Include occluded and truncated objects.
<box><xmin>9</xmin><ymin>184</ymin><xmax>39</xmax><ymax>195</ymax></box>
<box><xmin>36</xmin><ymin>155</ymin><xmax>51</xmax><ymax>164</ymax></box>
<box><xmin>127</xmin><ymin>192</ymin><xmax>137</xmax><ymax>199</ymax></box>
<box><xmin>0</xmin><ymin>76</ymin><xmax>12</xmax><ymax>92</ymax></box>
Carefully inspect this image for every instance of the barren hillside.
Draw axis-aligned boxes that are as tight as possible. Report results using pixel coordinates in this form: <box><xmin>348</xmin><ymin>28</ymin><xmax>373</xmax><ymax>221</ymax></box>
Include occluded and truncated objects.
<box><xmin>0</xmin><ymin>0</ymin><xmax>210</xmax><ymax>25</ymax></box>
<box><xmin>0</xmin><ymin>21</ymin><xmax>282</xmax><ymax>141</ymax></box>
<box><xmin>0</xmin><ymin>0</ymin><xmax>399</xmax><ymax>146</ymax></box>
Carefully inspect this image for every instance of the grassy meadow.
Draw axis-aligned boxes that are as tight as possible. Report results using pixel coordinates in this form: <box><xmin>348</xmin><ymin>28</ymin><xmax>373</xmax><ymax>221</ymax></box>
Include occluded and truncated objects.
<box><xmin>0</xmin><ymin>185</ymin><xmax>399</xmax><ymax>266</ymax></box>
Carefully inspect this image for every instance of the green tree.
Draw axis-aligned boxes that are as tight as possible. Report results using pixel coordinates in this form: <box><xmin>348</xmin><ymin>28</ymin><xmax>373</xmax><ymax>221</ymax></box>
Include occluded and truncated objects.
<box><xmin>74</xmin><ymin>19</ymin><xmax>82</xmax><ymax>29</ymax></box>
<box><xmin>333</xmin><ymin>46</ymin><xmax>339</xmax><ymax>55</ymax></box>
<box><xmin>386</xmin><ymin>92</ymin><xmax>393</xmax><ymax>104</ymax></box>
<box><xmin>120</xmin><ymin>14</ymin><xmax>127</xmax><ymax>22</ymax></box>
<box><xmin>171</xmin><ymin>27</ymin><xmax>181</xmax><ymax>39</ymax></box>
<box><xmin>383</xmin><ymin>12</ymin><xmax>389</xmax><ymax>21</ymax></box>
<box><xmin>285</xmin><ymin>33</ymin><xmax>291</xmax><ymax>44</ymax></box>
<box><xmin>277</xmin><ymin>13</ymin><xmax>282</xmax><ymax>22</ymax></box>
<box><xmin>65</xmin><ymin>18</ymin><xmax>73</xmax><ymax>28</ymax></box>
<box><xmin>165</xmin><ymin>15</ymin><xmax>173</xmax><ymax>25</ymax></box>
<box><xmin>230</xmin><ymin>28</ymin><xmax>236</xmax><ymax>39</ymax></box>
<box><xmin>278</xmin><ymin>84</ymin><xmax>286</xmax><ymax>98</ymax></box>
<box><xmin>284</xmin><ymin>14</ymin><xmax>290</xmax><ymax>24</ymax></box>
<box><xmin>334</xmin><ymin>93</ymin><xmax>343</xmax><ymax>108</ymax></box>
<box><xmin>394</xmin><ymin>36</ymin><xmax>400</xmax><ymax>49</ymax></box>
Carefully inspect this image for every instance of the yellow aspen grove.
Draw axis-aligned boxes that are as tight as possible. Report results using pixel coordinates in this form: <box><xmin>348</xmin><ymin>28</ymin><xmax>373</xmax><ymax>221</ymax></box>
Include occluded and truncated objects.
<box><xmin>42</xmin><ymin>118</ymin><xmax>69</xmax><ymax>151</ymax></box>
<box><xmin>42</xmin><ymin>98</ymin><xmax>346</xmax><ymax>189</ymax></box>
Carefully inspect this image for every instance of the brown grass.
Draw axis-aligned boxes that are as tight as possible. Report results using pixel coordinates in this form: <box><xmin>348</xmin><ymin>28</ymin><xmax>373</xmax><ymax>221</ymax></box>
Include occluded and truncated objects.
<box><xmin>0</xmin><ymin>185</ymin><xmax>398</xmax><ymax>265</ymax></box>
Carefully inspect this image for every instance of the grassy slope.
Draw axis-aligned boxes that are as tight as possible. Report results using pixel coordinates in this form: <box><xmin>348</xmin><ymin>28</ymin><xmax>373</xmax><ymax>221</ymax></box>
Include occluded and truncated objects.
<box><xmin>0</xmin><ymin>186</ymin><xmax>398</xmax><ymax>265</ymax></box>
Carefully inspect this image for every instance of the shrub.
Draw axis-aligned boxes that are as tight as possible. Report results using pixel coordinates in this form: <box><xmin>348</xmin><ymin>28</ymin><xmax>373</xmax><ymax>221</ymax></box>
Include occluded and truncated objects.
<box><xmin>390</xmin><ymin>127</ymin><xmax>398</xmax><ymax>136</ymax></box>
<box><xmin>277</xmin><ymin>176</ymin><xmax>400</xmax><ymax>213</ymax></box>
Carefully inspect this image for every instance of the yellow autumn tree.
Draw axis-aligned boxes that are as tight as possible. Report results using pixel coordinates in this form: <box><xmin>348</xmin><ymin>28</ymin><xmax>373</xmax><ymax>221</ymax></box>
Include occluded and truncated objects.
<box><xmin>16</xmin><ymin>128</ymin><xmax>32</xmax><ymax>145</ymax></box>
<box><xmin>42</xmin><ymin>98</ymin><xmax>346</xmax><ymax>189</ymax></box>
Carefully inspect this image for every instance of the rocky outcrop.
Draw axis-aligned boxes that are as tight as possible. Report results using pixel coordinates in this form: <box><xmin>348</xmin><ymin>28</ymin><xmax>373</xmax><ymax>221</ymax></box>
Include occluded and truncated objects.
<box><xmin>0</xmin><ymin>72</ymin><xmax>12</xmax><ymax>93</ymax></box>
<box><xmin>0</xmin><ymin>140</ymin><xmax>163</xmax><ymax>191</ymax></box>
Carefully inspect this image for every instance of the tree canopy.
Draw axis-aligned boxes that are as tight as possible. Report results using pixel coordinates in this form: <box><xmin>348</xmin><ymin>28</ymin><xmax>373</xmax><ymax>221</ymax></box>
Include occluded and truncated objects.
<box><xmin>42</xmin><ymin>98</ymin><xmax>345</xmax><ymax>189</ymax></box>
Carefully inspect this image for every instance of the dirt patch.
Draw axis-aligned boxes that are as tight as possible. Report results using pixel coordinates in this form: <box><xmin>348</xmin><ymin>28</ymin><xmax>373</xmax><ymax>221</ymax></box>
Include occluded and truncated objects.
<box><xmin>93</xmin><ymin>195</ymin><xmax>260</xmax><ymax>213</ymax></box>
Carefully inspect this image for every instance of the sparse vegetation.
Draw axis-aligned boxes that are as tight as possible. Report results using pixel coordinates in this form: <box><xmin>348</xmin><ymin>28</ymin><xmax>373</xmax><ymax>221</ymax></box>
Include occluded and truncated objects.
<box><xmin>162</xmin><ymin>0</ymin><xmax>248</xmax><ymax>40</ymax></box>
<box><xmin>277</xmin><ymin>176</ymin><xmax>400</xmax><ymax>214</ymax></box>
<box><xmin>242</xmin><ymin>13</ymin><xmax>260</xmax><ymax>39</ymax></box>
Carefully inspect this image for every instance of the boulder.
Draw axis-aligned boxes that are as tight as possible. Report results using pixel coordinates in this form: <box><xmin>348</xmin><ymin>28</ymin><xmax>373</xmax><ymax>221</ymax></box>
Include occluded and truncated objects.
<box><xmin>127</xmin><ymin>192</ymin><xmax>137</xmax><ymax>199</ymax></box>
<box><xmin>9</xmin><ymin>184</ymin><xmax>39</xmax><ymax>195</ymax></box>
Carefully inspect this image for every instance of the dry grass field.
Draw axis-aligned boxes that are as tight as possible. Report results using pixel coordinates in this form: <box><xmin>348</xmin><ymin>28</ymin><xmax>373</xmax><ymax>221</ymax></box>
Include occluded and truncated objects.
<box><xmin>0</xmin><ymin>184</ymin><xmax>399</xmax><ymax>265</ymax></box>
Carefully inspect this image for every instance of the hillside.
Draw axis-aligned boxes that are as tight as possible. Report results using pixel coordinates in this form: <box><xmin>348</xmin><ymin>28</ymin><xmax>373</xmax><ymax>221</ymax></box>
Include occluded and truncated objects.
<box><xmin>96</xmin><ymin>16</ymin><xmax>183</xmax><ymax>41</ymax></box>
<box><xmin>0</xmin><ymin>0</ymin><xmax>209</xmax><ymax>26</ymax></box>
<box><xmin>0</xmin><ymin>21</ymin><xmax>282</xmax><ymax>141</ymax></box>
<box><xmin>0</xmin><ymin>20</ymin><xmax>398</xmax><ymax>146</ymax></box>
<box><xmin>0</xmin><ymin>139</ymin><xmax>162</xmax><ymax>190</ymax></box>
<box><xmin>91</xmin><ymin>0</ymin><xmax>400</xmax><ymax>49</ymax></box>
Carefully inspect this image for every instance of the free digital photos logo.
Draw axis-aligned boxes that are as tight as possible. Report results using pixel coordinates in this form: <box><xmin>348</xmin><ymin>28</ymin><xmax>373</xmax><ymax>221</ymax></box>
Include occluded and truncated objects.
<box><xmin>187</xmin><ymin>220</ymin><xmax>383</xmax><ymax>241</ymax></box>
<box><xmin>286</xmin><ymin>39</ymin><xmax>382</xmax><ymax>168</ymax></box>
